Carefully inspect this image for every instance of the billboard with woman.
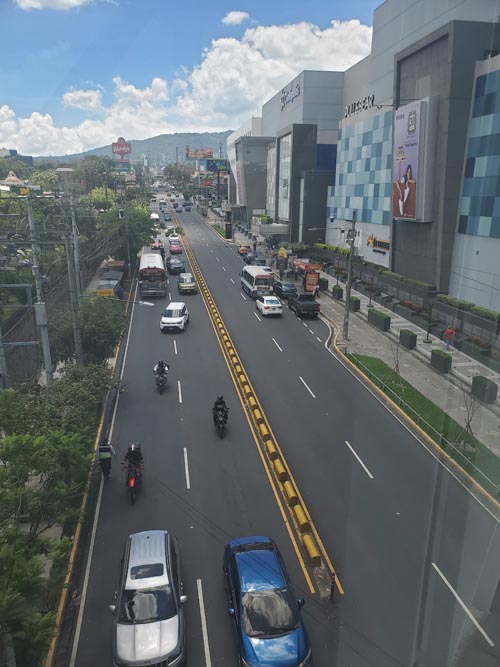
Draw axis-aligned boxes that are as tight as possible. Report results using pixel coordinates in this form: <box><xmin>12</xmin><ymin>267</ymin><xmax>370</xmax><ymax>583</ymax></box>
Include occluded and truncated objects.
<box><xmin>393</xmin><ymin>102</ymin><xmax>419</xmax><ymax>220</ymax></box>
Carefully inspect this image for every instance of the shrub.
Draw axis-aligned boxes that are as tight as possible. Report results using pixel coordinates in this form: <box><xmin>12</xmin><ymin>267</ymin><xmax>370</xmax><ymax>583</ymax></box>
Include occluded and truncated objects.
<box><xmin>471</xmin><ymin>305</ymin><xmax>500</xmax><ymax>322</ymax></box>
<box><xmin>431</xmin><ymin>349</ymin><xmax>452</xmax><ymax>373</ymax></box>
<box><xmin>368</xmin><ymin>308</ymin><xmax>391</xmax><ymax>331</ymax></box>
<box><xmin>399</xmin><ymin>329</ymin><xmax>417</xmax><ymax>349</ymax></box>
<box><xmin>471</xmin><ymin>375</ymin><xmax>498</xmax><ymax>404</ymax></box>
<box><xmin>466</xmin><ymin>336</ymin><xmax>491</xmax><ymax>350</ymax></box>
<box><xmin>381</xmin><ymin>270</ymin><xmax>435</xmax><ymax>289</ymax></box>
<box><xmin>436</xmin><ymin>295</ymin><xmax>474</xmax><ymax>311</ymax></box>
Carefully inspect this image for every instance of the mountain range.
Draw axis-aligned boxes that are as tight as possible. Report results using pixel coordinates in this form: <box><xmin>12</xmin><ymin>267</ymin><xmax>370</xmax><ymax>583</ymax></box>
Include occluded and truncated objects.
<box><xmin>34</xmin><ymin>131</ymin><xmax>233</xmax><ymax>164</ymax></box>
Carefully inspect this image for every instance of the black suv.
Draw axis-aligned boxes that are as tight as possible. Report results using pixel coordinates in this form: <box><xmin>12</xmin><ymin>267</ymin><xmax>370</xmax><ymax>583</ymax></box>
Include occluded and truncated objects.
<box><xmin>273</xmin><ymin>280</ymin><xmax>298</xmax><ymax>300</ymax></box>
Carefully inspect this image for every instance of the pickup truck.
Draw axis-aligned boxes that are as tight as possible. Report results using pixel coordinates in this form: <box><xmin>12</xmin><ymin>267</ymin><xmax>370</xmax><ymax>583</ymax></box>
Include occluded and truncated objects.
<box><xmin>288</xmin><ymin>292</ymin><xmax>320</xmax><ymax>317</ymax></box>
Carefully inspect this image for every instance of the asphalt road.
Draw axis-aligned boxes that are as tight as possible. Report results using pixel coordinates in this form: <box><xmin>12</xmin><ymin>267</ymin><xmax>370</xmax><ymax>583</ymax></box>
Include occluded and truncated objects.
<box><xmin>72</xmin><ymin>196</ymin><xmax>500</xmax><ymax>667</ymax></box>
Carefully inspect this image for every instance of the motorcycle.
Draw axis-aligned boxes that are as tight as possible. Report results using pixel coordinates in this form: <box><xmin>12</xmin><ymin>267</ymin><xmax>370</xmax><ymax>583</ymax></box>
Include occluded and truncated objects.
<box><xmin>213</xmin><ymin>408</ymin><xmax>228</xmax><ymax>438</ymax></box>
<box><xmin>155</xmin><ymin>367</ymin><xmax>168</xmax><ymax>394</ymax></box>
<box><xmin>124</xmin><ymin>463</ymin><xmax>142</xmax><ymax>503</ymax></box>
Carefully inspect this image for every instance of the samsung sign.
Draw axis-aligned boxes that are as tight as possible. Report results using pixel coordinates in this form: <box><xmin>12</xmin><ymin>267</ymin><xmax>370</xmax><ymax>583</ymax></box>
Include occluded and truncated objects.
<box><xmin>280</xmin><ymin>83</ymin><xmax>301</xmax><ymax>111</ymax></box>
<box><xmin>344</xmin><ymin>94</ymin><xmax>375</xmax><ymax>118</ymax></box>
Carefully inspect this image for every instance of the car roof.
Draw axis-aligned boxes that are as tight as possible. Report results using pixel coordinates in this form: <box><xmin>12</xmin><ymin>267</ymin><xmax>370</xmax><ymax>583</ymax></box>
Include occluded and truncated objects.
<box><xmin>126</xmin><ymin>530</ymin><xmax>170</xmax><ymax>590</ymax></box>
<box><xmin>179</xmin><ymin>272</ymin><xmax>194</xmax><ymax>279</ymax></box>
<box><xmin>234</xmin><ymin>545</ymin><xmax>285</xmax><ymax>592</ymax></box>
<box><xmin>166</xmin><ymin>302</ymin><xmax>186</xmax><ymax>309</ymax></box>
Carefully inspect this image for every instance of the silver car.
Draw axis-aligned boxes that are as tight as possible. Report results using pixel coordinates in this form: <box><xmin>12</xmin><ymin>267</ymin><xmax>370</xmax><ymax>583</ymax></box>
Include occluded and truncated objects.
<box><xmin>109</xmin><ymin>530</ymin><xmax>187</xmax><ymax>666</ymax></box>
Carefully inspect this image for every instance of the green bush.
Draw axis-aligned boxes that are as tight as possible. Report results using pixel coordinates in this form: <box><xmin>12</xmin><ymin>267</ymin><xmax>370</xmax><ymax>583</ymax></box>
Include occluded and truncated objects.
<box><xmin>368</xmin><ymin>308</ymin><xmax>391</xmax><ymax>331</ymax></box>
<box><xmin>436</xmin><ymin>295</ymin><xmax>473</xmax><ymax>311</ymax></box>
<box><xmin>431</xmin><ymin>348</ymin><xmax>452</xmax><ymax>373</ymax></box>
<box><xmin>471</xmin><ymin>375</ymin><xmax>498</xmax><ymax>404</ymax></box>
<box><xmin>471</xmin><ymin>305</ymin><xmax>500</xmax><ymax>322</ymax></box>
<box><xmin>381</xmin><ymin>270</ymin><xmax>435</xmax><ymax>289</ymax></box>
<box><xmin>399</xmin><ymin>329</ymin><xmax>417</xmax><ymax>349</ymax></box>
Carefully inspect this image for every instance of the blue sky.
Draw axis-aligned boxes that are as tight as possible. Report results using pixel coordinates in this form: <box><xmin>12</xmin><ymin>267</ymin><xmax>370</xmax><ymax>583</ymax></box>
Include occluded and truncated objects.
<box><xmin>0</xmin><ymin>0</ymin><xmax>379</xmax><ymax>155</ymax></box>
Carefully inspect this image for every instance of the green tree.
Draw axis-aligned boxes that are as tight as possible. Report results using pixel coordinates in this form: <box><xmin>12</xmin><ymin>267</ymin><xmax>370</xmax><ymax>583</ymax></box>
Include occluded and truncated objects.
<box><xmin>30</xmin><ymin>169</ymin><xmax>60</xmax><ymax>195</ymax></box>
<box><xmin>74</xmin><ymin>156</ymin><xmax>113</xmax><ymax>193</ymax></box>
<box><xmin>49</xmin><ymin>297</ymin><xmax>125</xmax><ymax>366</ymax></box>
<box><xmin>0</xmin><ymin>157</ymin><xmax>32</xmax><ymax>181</ymax></box>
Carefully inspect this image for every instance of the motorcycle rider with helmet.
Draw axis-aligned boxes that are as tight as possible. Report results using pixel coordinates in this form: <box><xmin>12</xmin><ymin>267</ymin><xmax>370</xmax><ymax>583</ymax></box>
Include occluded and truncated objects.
<box><xmin>212</xmin><ymin>395</ymin><xmax>229</xmax><ymax>424</ymax></box>
<box><xmin>122</xmin><ymin>443</ymin><xmax>144</xmax><ymax>486</ymax></box>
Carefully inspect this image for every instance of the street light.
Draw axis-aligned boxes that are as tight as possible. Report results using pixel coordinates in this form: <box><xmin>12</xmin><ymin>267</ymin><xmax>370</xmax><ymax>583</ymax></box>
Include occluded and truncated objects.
<box><xmin>342</xmin><ymin>211</ymin><xmax>357</xmax><ymax>341</ymax></box>
<box><xmin>424</xmin><ymin>299</ymin><xmax>434</xmax><ymax>343</ymax></box>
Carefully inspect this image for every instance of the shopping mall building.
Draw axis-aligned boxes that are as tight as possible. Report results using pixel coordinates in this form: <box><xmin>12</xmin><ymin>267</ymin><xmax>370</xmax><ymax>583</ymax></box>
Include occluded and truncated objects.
<box><xmin>227</xmin><ymin>0</ymin><xmax>500</xmax><ymax>310</ymax></box>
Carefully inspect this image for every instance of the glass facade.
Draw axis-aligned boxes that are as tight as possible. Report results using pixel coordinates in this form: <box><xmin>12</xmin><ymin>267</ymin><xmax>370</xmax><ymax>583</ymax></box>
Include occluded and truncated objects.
<box><xmin>458</xmin><ymin>68</ymin><xmax>500</xmax><ymax>239</ymax></box>
<box><xmin>331</xmin><ymin>110</ymin><xmax>393</xmax><ymax>225</ymax></box>
<box><xmin>277</xmin><ymin>133</ymin><xmax>292</xmax><ymax>220</ymax></box>
<box><xmin>266</xmin><ymin>142</ymin><xmax>276</xmax><ymax>218</ymax></box>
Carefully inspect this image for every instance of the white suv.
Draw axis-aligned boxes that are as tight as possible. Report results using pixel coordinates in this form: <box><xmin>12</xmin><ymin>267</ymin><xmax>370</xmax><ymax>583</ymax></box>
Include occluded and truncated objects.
<box><xmin>160</xmin><ymin>302</ymin><xmax>189</xmax><ymax>332</ymax></box>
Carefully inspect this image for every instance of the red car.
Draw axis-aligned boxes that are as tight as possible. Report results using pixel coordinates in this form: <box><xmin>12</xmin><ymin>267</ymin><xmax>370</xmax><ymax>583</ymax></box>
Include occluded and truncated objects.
<box><xmin>169</xmin><ymin>243</ymin><xmax>182</xmax><ymax>254</ymax></box>
<box><xmin>152</xmin><ymin>239</ymin><xmax>164</xmax><ymax>250</ymax></box>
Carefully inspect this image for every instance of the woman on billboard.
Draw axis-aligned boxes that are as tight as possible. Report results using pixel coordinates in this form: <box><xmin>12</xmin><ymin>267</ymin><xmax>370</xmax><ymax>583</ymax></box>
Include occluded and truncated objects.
<box><xmin>395</xmin><ymin>164</ymin><xmax>416</xmax><ymax>218</ymax></box>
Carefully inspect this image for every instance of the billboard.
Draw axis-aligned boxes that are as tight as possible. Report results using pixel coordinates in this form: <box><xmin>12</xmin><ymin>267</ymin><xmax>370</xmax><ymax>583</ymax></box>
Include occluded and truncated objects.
<box><xmin>112</xmin><ymin>137</ymin><xmax>132</xmax><ymax>156</ymax></box>
<box><xmin>198</xmin><ymin>159</ymin><xmax>228</xmax><ymax>172</ymax></box>
<box><xmin>185</xmin><ymin>145</ymin><xmax>214</xmax><ymax>159</ymax></box>
<box><xmin>392</xmin><ymin>103</ymin><xmax>419</xmax><ymax>220</ymax></box>
<box><xmin>112</xmin><ymin>160</ymin><xmax>131</xmax><ymax>173</ymax></box>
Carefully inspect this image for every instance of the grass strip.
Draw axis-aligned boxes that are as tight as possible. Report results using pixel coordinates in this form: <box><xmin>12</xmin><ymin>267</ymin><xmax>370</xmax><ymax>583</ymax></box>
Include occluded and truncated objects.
<box><xmin>349</xmin><ymin>354</ymin><xmax>500</xmax><ymax>498</ymax></box>
<box><xmin>212</xmin><ymin>223</ymin><xmax>227</xmax><ymax>238</ymax></box>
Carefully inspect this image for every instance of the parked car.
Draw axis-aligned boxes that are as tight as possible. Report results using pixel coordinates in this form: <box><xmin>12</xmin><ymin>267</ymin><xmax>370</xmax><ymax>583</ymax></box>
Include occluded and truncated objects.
<box><xmin>254</xmin><ymin>257</ymin><xmax>267</xmax><ymax>266</ymax></box>
<box><xmin>256</xmin><ymin>295</ymin><xmax>283</xmax><ymax>317</ymax></box>
<box><xmin>109</xmin><ymin>530</ymin><xmax>187</xmax><ymax>667</ymax></box>
<box><xmin>223</xmin><ymin>536</ymin><xmax>311</xmax><ymax>667</ymax></box>
<box><xmin>152</xmin><ymin>239</ymin><xmax>164</xmax><ymax>250</ymax></box>
<box><xmin>238</xmin><ymin>244</ymin><xmax>252</xmax><ymax>255</ymax></box>
<box><xmin>242</xmin><ymin>251</ymin><xmax>256</xmax><ymax>265</ymax></box>
<box><xmin>274</xmin><ymin>280</ymin><xmax>298</xmax><ymax>300</ymax></box>
<box><xmin>177</xmin><ymin>272</ymin><xmax>197</xmax><ymax>294</ymax></box>
<box><xmin>288</xmin><ymin>292</ymin><xmax>320</xmax><ymax>318</ymax></box>
<box><xmin>160</xmin><ymin>301</ymin><xmax>189</xmax><ymax>332</ymax></box>
<box><xmin>166</xmin><ymin>257</ymin><xmax>185</xmax><ymax>274</ymax></box>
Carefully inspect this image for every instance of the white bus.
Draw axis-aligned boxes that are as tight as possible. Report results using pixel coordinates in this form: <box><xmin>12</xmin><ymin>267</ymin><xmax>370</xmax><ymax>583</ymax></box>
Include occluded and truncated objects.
<box><xmin>241</xmin><ymin>265</ymin><xmax>274</xmax><ymax>298</ymax></box>
<box><xmin>138</xmin><ymin>251</ymin><xmax>166</xmax><ymax>297</ymax></box>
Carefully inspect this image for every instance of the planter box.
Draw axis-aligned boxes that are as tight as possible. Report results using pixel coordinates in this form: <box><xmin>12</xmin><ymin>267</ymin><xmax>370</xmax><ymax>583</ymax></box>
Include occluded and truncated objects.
<box><xmin>318</xmin><ymin>277</ymin><xmax>329</xmax><ymax>291</ymax></box>
<box><xmin>471</xmin><ymin>375</ymin><xmax>498</xmax><ymax>404</ymax></box>
<box><xmin>368</xmin><ymin>308</ymin><xmax>391</xmax><ymax>332</ymax></box>
<box><xmin>332</xmin><ymin>285</ymin><xmax>343</xmax><ymax>300</ymax></box>
<box><xmin>399</xmin><ymin>329</ymin><xmax>417</xmax><ymax>350</ymax></box>
<box><xmin>431</xmin><ymin>349</ymin><xmax>452</xmax><ymax>374</ymax></box>
<box><xmin>349</xmin><ymin>296</ymin><xmax>360</xmax><ymax>312</ymax></box>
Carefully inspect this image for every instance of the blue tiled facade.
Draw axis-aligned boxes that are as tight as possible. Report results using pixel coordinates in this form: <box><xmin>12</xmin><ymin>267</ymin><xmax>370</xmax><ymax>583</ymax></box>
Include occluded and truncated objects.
<box><xmin>458</xmin><ymin>69</ymin><xmax>500</xmax><ymax>238</ymax></box>
<box><xmin>331</xmin><ymin>110</ymin><xmax>393</xmax><ymax>225</ymax></box>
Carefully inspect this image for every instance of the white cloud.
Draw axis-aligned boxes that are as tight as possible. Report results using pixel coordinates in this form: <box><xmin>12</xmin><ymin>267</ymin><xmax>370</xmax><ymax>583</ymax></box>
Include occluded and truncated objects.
<box><xmin>222</xmin><ymin>10</ymin><xmax>250</xmax><ymax>25</ymax></box>
<box><xmin>63</xmin><ymin>88</ymin><xmax>103</xmax><ymax>111</ymax></box>
<box><xmin>0</xmin><ymin>18</ymin><xmax>372</xmax><ymax>155</ymax></box>
<box><xmin>15</xmin><ymin>0</ymin><xmax>94</xmax><ymax>9</ymax></box>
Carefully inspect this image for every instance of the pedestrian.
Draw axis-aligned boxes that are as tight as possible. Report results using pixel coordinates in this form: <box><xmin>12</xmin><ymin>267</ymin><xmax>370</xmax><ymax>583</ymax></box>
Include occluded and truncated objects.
<box><xmin>279</xmin><ymin>268</ymin><xmax>284</xmax><ymax>280</ymax></box>
<box><xmin>443</xmin><ymin>327</ymin><xmax>455</xmax><ymax>351</ymax></box>
<box><xmin>313</xmin><ymin>284</ymin><xmax>320</xmax><ymax>299</ymax></box>
<box><xmin>253</xmin><ymin>241</ymin><xmax>257</xmax><ymax>253</ymax></box>
<box><xmin>97</xmin><ymin>437</ymin><xmax>116</xmax><ymax>480</ymax></box>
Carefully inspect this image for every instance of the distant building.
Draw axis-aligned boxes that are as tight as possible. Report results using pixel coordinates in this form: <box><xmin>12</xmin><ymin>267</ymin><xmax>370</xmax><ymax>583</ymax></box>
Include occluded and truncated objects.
<box><xmin>0</xmin><ymin>148</ymin><xmax>34</xmax><ymax>167</ymax></box>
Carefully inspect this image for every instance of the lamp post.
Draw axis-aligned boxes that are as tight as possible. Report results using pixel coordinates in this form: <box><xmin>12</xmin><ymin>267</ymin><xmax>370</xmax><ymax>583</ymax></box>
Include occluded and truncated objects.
<box><xmin>424</xmin><ymin>299</ymin><xmax>434</xmax><ymax>343</ymax></box>
<box><xmin>368</xmin><ymin>274</ymin><xmax>374</xmax><ymax>308</ymax></box>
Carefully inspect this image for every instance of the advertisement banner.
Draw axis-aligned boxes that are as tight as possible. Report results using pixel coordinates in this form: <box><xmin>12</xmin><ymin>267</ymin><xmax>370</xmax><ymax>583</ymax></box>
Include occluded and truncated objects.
<box><xmin>392</xmin><ymin>103</ymin><xmax>419</xmax><ymax>220</ymax></box>
<box><xmin>305</xmin><ymin>270</ymin><xmax>319</xmax><ymax>292</ymax></box>
<box><xmin>185</xmin><ymin>146</ymin><xmax>214</xmax><ymax>159</ymax></box>
<box><xmin>112</xmin><ymin>137</ymin><xmax>132</xmax><ymax>156</ymax></box>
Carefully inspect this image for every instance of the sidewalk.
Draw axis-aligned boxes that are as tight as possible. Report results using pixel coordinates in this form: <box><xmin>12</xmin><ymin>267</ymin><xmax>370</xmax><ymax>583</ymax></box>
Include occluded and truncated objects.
<box><xmin>229</xmin><ymin>227</ymin><xmax>500</xmax><ymax>457</ymax></box>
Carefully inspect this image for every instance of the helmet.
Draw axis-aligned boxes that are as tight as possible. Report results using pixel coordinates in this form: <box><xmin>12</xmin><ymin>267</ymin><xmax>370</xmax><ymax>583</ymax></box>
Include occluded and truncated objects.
<box><xmin>130</xmin><ymin>443</ymin><xmax>137</xmax><ymax>451</ymax></box>
<box><xmin>217</xmin><ymin>395</ymin><xmax>223</xmax><ymax>401</ymax></box>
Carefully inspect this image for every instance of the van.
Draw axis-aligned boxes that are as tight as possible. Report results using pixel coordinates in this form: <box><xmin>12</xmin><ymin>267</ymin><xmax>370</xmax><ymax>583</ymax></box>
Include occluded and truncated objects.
<box><xmin>109</xmin><ymin>530</ymin><xmax>187</xmax><ymax>666</ymax></box>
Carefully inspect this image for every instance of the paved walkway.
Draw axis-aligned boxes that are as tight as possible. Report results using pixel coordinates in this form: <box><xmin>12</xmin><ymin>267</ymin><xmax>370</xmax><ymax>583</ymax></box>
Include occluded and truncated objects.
<box><xmin>225</xmin><ymin>225</ymin><xmax>500</xmax><ymax>458</ymax></box>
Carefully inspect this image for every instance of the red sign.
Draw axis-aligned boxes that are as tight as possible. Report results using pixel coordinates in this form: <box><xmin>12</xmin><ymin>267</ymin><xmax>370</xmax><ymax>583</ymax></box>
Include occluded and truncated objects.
<box><xmin>204</xmin><ymin>179</ymin><xmax>212</xmax><ymax>186</ymax></box>
<box><xmin>305</xmin><ymin>271</ymin><xmax>319</xmax><ymax>292</ymax></box>
<box><xmin>112</xmin><ymin>137</ymin><xmax>131</xmax><ymax>156</ymax></box>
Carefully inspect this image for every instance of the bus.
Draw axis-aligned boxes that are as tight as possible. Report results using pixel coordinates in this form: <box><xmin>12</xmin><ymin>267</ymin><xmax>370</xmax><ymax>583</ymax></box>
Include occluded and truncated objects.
<box><xmin>138</xmin><ymin>251</ymin><xmax>166</xmax><ymax>297</ymax></box>
<box><xmin>241</xmin><ymin>265</ymin><xmax>274</xmax><ymax>298</ymax></box>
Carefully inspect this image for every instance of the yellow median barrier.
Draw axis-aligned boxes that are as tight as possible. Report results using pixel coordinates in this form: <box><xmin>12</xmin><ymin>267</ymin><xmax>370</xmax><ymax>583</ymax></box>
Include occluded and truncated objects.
<box><xmin>302</xmin><ymin>534</ymin><xmax>321</xmax><ymax>567</ymax></box>
<box><xmin>259</xmin><ymin>423</ymin><xmax>271</xmax><ymax>441</ymax></box>
<box><xmin>253</xmin><ymin>408</ymin><xmax>264</xmax><ymax>424</ymax></box>
<box><xmin>293</xmin><ymin>504</ymin><xmax>309</xmax><ymax>533</ymax></box>
<box><xmin>265</xmin><ymin>440</ymin><xmax>278</xmax><ymax>460</ymax></box>
<box><xmin>273</xmin><ymin>458</ymin><xmax>288</xmax><ymax>482</ymax></box>
<box><xmin>248</xmin><ymin>395</ymin><xmax>257</xmax><ymax>409</ymax></box>
<box><xmin>283</xmin><ymin>480</ymin><xmax>298</xmax><ymax>506</ymax></box>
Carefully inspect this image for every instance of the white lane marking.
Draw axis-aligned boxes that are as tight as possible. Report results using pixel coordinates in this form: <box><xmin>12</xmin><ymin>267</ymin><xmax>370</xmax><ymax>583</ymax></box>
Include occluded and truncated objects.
<box><xmin>69</xmin><ymin>279</ymin><xmax>139</xmax><ymax>666</ymax></box>
<box><xmin>166</xmin><ymin>278</ymin><xmax>169</xmax><ymax>285</ymax></box>
<box><xmin>316</xmin><ymin>337</ymin><xmax>322</xmax><ymax>342</ymax></box>
<box><xmin>222</xmin><ymin>266</ymin><xmax>226</xmax><ymax>272</ymax></box>
<box><xmin>216</xmin><ymin>256</ymin><xmax>220</xmax><ymax>262</ymax></box>
<box><xmin>230</xmin><ymin>278</ymin><xmax>235</xmax><ymax>285</ymax></box>
<box><xmin>345</xmin><ymin>440</ymin><xmax>374</xmax><ymax>479</ymax></box>
<box><xmin>254</xmin><ymin>312</ymin><xmax>261</xmax><ymax>322</ymax></box>
<box><xmin>299</xmin><ymin>376</ymin><xmax>316</xmax><ymax>399</ymax></box>
<box><xmin>210</xmin><ymin>248</ymin><xmax>214</xmax><ymax>253</ymax></box>
<box><xmin>309</xmin><ymin>329</ymin><xmax>315</xmax><ymax>335</ymax></box>
<box><xmin>169</xmin><ymin>292</ymin><xmax>172</xmax><ymax>300</ymax></box>
<box><xmin>178</xmin><ymin>380</ymin><xmax>183</xmax><ymax>404</ymax></box>
<box><xmin>432</xmin><ymin>563</ymin><xmax>495</xmax><ymax>647</ymax></box>
<box><xmin>272</xmin><ymin>338</ymin><xmax>283</xmax><ymax>352</ymax></box>
<box><xmin>303</xmin><ymin>322</ymin><xmax>308</xmax><ymax>327</ymax></box>
<box><xmin>183</xmin><ymin>448</ymin><xmax>191</xmax><ymax>490</ymax></box>
<box><xmin>240</xmin><ymin>292</ymin><xmax>247</xmax><ymax>301</ymax></box>
<box><xmin>197</xmin><ymin>579</ymin><xmax>213</xmax><ymax>667</ymax></box>
<box><xmin>174</xmin><ymin>339</ymin><xmax>178</xmax><ymax>355</ymax></box>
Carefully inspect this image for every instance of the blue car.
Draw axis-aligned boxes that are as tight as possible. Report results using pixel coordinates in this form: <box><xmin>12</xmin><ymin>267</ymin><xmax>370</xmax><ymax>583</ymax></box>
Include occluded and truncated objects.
<box><xmin>223</xmin><ymin>536</ymin><xmax>311</xmax><ymax>667</ymax></box>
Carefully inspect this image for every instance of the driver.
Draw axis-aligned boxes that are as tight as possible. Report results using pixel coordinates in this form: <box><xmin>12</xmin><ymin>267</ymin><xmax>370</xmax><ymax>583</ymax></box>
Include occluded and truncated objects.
<box><xmin>212</xmin><ymin>395</ymin><xmax>228</xmax><ymax>423</ymax></box>
<box><xmin>154</xmin><ymin>360</ymin><xmax>169</xmax><ymax>376</ymax></box>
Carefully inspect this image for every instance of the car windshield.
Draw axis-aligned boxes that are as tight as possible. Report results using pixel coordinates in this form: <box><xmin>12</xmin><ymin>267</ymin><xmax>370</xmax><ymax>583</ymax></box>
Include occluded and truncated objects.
<box><xmin>164</xmin><ymin>308</ymin><xmax>182</xmax><ymax>318</ymax></box>
<box><xmin>266</xmin><ymin>298</ymin><xmax>280</xmax><ymax>305</ymax></box>
<box><xmin>118</xmin><ymin>586</ymin><xmax>176</xmax><ymax>624</ymax></box>
<box><xmin>241</xmin><ymin>587</ymin><xmax>299</xmax><ymax>637</ymax></box>
<box><xmin>281</xmin><ymin>282</ymin><xmax>295</xmax><ymax>290</ymax></box>
<box><xmin>179</xmin><ymin>276</ymin><xmax>192</xmax><ymax>283</ymax></box>
<box><xmin>255</xmin><ymin>277</ymin><xmax>271</xmax><ymax>286</ymax></box>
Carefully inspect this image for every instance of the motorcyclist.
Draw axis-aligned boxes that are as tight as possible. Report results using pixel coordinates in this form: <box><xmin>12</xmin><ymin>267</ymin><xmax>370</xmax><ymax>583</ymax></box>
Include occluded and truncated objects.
<box><xmin>212</xmin><ymin>395</ymin><xmax>228</xmax><ymax>424</ymax></box>
<box><xmin>154</xmin><ymin>360</ymin><xmax>169</xmax><ymax>376</ymax></box>
<box><xmin>122</xmin><ymin>443</ymin><xmax>144</xmax><ymax>485</ymax></box>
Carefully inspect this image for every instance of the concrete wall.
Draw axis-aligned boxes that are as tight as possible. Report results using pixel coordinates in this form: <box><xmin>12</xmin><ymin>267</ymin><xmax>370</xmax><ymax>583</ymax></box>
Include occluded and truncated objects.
<box><xmin>235</xmin><ymin>136</ymin><xmax>272</xmax><ymax>226</ymax></box>
<box><xmin>301</xmin><ymin>170</ymin><xmax>336</xmax><ymax>245</ymax></box>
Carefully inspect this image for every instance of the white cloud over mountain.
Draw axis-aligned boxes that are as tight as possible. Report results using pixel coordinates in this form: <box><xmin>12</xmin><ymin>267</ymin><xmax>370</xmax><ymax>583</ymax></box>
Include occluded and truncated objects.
<box><xmin>0</xmin><ymin>18</ymin><xmax>372</xmax><ymax>155</ymax></box>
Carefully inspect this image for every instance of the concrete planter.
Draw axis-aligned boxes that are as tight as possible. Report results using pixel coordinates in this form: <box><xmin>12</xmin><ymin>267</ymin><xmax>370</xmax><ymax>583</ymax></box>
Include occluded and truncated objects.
<box><xmin>431</xmin><ymin>349</ymin><xmax>452</xmax><ymax>374</ymax></box>
<box><xmin>471</xmin><ymin>375</ymin><xmax>498</xmax><ymax>404</ymax></box>
<box><xmin>399</xmin><ymin>329</ymin><xmax>417</xmax><ymax>350</ymax></box>
<box><xmin>318</xmin><ymin>277</ymin><xmax>329</xmax><ymax>291</ymax></box>
<box><xmin>349</xmin><ymin>296</ymin><xmax>360</xmax><ymax>312</ymax></box>
<box><xmin>332</xmin><ymin>285</ymin><xmax>343</xmax><ymax>300</ymax></box>
<box><xmin>368</xmin><ymin>308</ymin><xmax>391</xmax><ymax>332</ymax></box>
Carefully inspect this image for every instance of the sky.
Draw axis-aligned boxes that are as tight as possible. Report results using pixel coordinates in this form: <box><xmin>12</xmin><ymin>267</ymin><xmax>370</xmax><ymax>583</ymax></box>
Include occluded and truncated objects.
<box><xmin>0</xmin><ymin>0</ymin><xmax>379</xmax><ymax>156</ymax></box>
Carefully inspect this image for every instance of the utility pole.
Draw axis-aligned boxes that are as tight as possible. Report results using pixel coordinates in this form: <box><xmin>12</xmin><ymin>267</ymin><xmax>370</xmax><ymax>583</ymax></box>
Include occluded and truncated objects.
<box><xmin>0</xmin><ymin>324</ymin><xmax>9</xmax><ymax>389</ymax></box>
<box><xmin>65</xmin><ymin>232</ymin><xmax>84</xmax><ymax>366</ymax></box>
<box><xmin>69</xmin><ymin>193</ymin><xmax>83</xmax><ymax>297</ymax></box>
<box><xmin>342</xmin><ymin>211</ymin><xmax>357</xmax><ymax>341</ymax></box>
<box><xmin>27</xmin><ymin>199</ymin><xmax>54</xmax><ymax>385</ymax></box>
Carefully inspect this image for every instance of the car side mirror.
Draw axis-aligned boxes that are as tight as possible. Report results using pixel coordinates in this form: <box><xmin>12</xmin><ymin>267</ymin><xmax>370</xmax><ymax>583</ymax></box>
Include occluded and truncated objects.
<box><xmin>108</xmin><ymin>604</ymin><xmax>116</xmax><ymax>614</ymax></box>
<box><xmin>228</xmin><ymin>607</ymin><xmax>235</xmax><ymax>616</ymax></box>
<box><xmin>180</xmin><ymin>595</ymin><xmax>188</xmax><ymax>605</ymax></box>
<box><xmin>297</xmin><ymin>598</ymin><xmax>305</xmax><ymax>608</ymax></box>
